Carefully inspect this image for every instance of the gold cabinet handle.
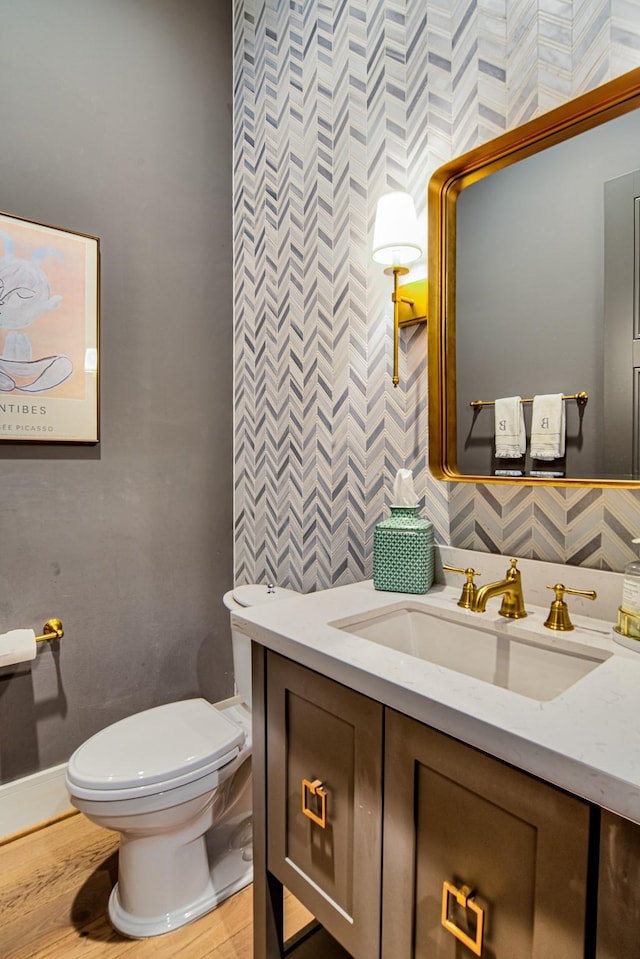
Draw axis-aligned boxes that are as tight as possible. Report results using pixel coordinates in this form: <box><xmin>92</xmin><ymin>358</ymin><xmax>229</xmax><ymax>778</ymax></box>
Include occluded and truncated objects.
<box><xmin>441</xmin><ymin>881</ymin><xmax>485</xmax><ymax>956</ymax></box>
<box><xmin>301</xmin><ymin>778</ymin><xmax>327</xmax><ymax>828</ymax></box>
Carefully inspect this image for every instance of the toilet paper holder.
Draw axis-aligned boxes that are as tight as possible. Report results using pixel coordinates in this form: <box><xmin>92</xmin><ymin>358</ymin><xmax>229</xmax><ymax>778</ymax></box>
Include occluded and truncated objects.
<box><xmin>35</xmin><ymin>618</ymin><xmax>64</xmax><ymax>642</ymax></box>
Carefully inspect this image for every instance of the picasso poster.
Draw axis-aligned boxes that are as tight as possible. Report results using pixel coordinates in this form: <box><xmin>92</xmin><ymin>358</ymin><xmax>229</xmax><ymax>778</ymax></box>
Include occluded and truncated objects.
<box><xmin>0</xmin><ymin>212</ymin><xmax>99</xmax><ymax>443</ymax></box>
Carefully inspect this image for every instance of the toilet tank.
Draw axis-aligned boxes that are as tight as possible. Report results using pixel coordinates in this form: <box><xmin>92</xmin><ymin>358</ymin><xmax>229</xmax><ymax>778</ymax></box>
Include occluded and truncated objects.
<box><xmin>223</xmin><ymin>584</ymin><xmax>300</xmax><ymax>707</ymax></box>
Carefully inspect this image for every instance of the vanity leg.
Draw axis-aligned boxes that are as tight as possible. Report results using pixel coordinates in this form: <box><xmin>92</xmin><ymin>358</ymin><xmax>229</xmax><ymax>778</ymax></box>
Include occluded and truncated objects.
<box><xmin>252</xmin><ymin>642</ymin><xmax>285</xmax><ymax>959</ymax></box>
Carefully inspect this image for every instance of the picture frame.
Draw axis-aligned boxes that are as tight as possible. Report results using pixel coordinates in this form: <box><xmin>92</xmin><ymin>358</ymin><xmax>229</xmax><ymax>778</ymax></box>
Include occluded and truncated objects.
<box><xmin>0</xmin><ymin>211</ymin><xmax>99</xmax><ymax>443</ymax></box>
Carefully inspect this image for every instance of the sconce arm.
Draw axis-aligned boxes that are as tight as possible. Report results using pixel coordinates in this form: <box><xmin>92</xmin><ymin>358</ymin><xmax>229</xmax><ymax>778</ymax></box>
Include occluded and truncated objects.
<box><xmin>384</xmin><ymin>268</ymin><xmax>428</xmax><ymax>387</ymax></box>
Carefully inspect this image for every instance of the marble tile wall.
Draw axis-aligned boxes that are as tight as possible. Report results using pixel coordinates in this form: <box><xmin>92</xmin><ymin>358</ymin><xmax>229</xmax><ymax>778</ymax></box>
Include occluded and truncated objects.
<box><xmin>233</xmin><ymin>0</ymin><xmax>640</xmax><ymax>588</ymax></box>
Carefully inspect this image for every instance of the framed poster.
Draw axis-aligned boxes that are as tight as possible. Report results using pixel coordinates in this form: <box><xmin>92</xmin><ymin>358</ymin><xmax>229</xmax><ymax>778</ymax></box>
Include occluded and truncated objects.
<box><xmin>0</xmin><ymin>211</ymin><xmax>99</xmax><ymax>443</ymax></box>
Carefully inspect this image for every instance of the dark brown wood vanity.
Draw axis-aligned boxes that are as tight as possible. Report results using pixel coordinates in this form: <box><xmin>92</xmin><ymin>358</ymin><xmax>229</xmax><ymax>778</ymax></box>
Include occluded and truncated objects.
<box><xmin>252</xmin><ymin>645</ymin><xmax>640</xmax><ymax>959</ymax></box>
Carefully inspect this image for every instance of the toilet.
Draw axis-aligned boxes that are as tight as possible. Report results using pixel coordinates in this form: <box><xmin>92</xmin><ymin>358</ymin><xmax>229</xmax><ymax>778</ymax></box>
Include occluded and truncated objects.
<box><xmin>65</xmin><ymin>583</ymin><xmax>298</xmax><ymax>939</ymax></box>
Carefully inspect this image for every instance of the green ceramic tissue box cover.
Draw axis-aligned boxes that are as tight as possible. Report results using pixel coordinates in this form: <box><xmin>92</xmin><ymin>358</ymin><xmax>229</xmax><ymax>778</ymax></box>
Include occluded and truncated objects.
<box><xmin>373</xmin><ymin>506</ymin><xmax>434</xmax><ymax>594</ymax></box>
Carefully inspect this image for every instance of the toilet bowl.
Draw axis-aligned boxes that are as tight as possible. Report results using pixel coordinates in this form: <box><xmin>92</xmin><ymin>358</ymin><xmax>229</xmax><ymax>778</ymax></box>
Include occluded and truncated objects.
<box><xmin>65</xmin><ymin>583</ymin><xmax>299</xmax><ymax>939</ymax></box>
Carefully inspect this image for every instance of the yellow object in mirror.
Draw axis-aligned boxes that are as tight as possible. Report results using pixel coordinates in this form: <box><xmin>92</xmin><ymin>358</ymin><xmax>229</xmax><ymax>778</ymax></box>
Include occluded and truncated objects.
<box><xmin>428</xmin><ymin>66</ymin><xmax>640</xmax><ymax>486</ymax></box>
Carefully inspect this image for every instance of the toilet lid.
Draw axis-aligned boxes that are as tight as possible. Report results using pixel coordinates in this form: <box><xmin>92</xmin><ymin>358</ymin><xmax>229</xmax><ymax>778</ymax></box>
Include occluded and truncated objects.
<box><xmin>232</xmin><ymin>583</ymin><xmax>298</xmax><ymax>607</ymax></box>
<box><xmin>67</xmin><ymin>699</ymin><xmax>244</xmax><ymax>792</ymax></box>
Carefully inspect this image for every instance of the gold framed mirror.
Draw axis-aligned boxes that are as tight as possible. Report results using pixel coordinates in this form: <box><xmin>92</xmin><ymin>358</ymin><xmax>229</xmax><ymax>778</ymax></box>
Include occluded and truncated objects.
<box><xmin>428</xmin><ymin>66</ymin><xmax>640</xmax><ymax>487</ymax></box>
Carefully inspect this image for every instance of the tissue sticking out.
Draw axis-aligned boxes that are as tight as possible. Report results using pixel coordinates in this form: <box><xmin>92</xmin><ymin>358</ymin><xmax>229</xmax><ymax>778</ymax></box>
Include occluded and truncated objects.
<box><xmin>393</xmin><ymin>468</ymin><xmax>418</xmax><ymax>507</ymax></box>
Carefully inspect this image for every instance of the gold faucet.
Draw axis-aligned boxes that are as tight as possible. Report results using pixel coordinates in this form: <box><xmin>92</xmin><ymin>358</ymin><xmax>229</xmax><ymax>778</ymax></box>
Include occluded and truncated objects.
<box><xmin>443</xmin><ymin>564</ymin><xmax>481</xmax><ymax>609</ymax></box>
<box><xmin>471</xmin><ymin>558</ymin><xmax>527</xmax><ymax>619</ymax></box>
<box><xmin>544</xmin><ymin>583</ymin><xmax>596</xmax><ymax>631</ymax></box>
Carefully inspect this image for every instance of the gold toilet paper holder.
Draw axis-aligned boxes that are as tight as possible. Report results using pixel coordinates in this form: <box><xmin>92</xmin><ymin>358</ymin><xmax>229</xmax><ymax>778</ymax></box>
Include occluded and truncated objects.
<box><xmin>35</xmin><ymin>618</ymin><xmax>64</xmax><ymax>643</ymax></box>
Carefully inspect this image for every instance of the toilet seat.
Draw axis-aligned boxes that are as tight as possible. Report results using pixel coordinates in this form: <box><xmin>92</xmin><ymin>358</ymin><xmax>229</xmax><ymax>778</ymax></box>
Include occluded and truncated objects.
<box><xmin>66</xmin><ymin>699</ymin><xmax>245</xmax><ymax>802</ymax></box>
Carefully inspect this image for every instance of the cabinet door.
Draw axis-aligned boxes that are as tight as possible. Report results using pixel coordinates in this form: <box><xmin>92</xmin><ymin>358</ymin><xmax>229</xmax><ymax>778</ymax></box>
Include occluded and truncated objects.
<box><xmin>597</xmin><ymin>810</ymin><xmax>640</xmax><ymax>958</ymax></box>
<box><xmin>382</xmin><ymin>710</ymin><xmax>590</xmax><ymax>959</ymax></box>
<box><xmin>266</xmin><ymin>652</ymin><xmax>383</xmax><ymax>959</ymax></box>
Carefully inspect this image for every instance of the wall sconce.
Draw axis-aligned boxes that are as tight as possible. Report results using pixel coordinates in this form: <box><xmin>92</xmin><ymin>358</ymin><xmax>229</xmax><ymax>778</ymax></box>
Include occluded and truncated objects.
<box><xmin>372</xmin><ymin>190</ymin><xmax>427</xmax><ymax>387</ymax></box>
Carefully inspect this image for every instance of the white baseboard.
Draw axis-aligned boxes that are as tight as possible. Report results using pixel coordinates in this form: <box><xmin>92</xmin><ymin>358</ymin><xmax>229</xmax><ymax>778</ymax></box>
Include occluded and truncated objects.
<box><xmin>0</xmin><ymin>763</ymin><xmax>74</xmax><ymax>839</ymax></box>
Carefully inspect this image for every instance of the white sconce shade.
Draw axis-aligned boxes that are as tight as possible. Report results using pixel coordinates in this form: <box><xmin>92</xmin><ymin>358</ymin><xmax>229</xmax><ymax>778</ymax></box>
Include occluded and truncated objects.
<box><xmin>372</xmin><ymin>191</ymin><xmax>422</xmax><ymax>267</ymax></box>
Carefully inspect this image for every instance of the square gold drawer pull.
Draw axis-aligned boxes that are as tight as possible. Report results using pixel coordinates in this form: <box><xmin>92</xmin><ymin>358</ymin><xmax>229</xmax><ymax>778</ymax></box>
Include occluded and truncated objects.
<box><xmin>301</xmin><ymin>778</ymin><xmax>327</xmax><ymax>828</ymax></box>
<box><xmin>441</xmin><ymin>881</ymin><xmax>485</xmax><ymax>956</ymax></box>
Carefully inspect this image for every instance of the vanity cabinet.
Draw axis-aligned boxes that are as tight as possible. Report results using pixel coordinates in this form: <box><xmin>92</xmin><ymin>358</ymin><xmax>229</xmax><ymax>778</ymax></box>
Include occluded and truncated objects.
<box><xmin>596</xmin><ymin>811</ymin><xmax>640</xmax><ymax>958</ymax></box>
<box><xmin>382</xmin><ymin>709</ymin><xmax>591</xmax><ymax>958</ymax></box>
<box><xmin>263</xmin><ymin>650</ymin><xmax>383</xmax><ymax>958</ymax></box>
<box><xmin>253</xmin><ymin>649</ymin><xmax>595</xmax><ymax>959</ymax></box>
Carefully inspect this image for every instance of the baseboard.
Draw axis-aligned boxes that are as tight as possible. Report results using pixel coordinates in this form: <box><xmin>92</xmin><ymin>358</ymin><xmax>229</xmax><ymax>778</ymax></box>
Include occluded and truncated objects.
<box><xmin>0</xmin><ymin>763</ymin><xmax>74</xmax><ymax>839</ymax></box>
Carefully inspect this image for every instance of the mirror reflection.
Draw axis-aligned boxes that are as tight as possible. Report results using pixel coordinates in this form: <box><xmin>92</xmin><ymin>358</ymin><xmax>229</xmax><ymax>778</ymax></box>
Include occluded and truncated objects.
<box><xmin>428</xmin><ymin>67</ymin><xmax>640</xmax><ymax>487</ymax></box>
<box><xmin>456</xmin><ymin>108</ymin><xmax>640</xmax><ymax>479</ymax></box>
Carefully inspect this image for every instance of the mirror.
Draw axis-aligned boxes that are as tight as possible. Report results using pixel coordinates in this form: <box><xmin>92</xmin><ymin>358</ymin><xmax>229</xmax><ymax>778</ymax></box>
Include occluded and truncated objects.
<box><xmin>427</xmin><ymin>67</ymin><xmax>640</xmax><ymax>487</ymax></box>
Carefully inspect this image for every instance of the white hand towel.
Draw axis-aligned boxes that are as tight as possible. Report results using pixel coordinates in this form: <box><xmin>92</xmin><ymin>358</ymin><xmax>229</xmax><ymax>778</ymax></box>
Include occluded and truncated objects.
<box><xmin>530</xmin><ymin>393</ymin><xmax>565</xmax><ymax>460</ymax></box>
<box><xmin>494</xmin><ymin>396</ymin><xmax>526</xmax><ymax>459</ymax></box>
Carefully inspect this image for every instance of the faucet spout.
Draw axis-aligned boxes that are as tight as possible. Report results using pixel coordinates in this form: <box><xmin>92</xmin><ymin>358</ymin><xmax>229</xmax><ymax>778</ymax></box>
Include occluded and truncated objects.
<box><xmin>471</xmin><ymin>558</ymin><xmax>527</xmax><ymax>619</ymax></box>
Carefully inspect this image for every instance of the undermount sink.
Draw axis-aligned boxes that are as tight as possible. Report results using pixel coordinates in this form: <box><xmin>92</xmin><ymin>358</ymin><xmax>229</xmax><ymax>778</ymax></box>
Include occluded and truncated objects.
<box><xmin>331</xmin><ymin>603</ymin><xmax>612</xmax><ymax>701</ymax></box>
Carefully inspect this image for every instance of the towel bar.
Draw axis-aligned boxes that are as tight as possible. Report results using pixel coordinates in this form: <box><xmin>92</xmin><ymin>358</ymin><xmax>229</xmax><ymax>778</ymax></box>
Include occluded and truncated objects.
<box><xmin>470</xmin><ymin>391</ymin><xmax>588</xmax><ymax>411</ymax></box>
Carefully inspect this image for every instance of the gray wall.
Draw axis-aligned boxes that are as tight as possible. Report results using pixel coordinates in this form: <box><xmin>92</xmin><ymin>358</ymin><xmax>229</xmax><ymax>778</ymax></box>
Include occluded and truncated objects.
<box><xmin>0</xmin><ymin>0</ymin><xmax>233</xmax><ymax>785</ymax></box>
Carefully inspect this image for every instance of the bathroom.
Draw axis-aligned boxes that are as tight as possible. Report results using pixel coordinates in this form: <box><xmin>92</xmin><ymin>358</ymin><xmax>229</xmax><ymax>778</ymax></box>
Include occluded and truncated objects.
<box><xmin>2</xmin><ymin>0</ymin><xmax>640</xmax><ymax>955</ymax></box>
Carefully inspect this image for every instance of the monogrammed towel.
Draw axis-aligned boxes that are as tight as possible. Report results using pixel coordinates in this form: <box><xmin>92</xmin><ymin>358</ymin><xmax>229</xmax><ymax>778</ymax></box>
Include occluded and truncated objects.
<box><xmin>530</xmin><ymin>393</ymin><xmax>565</xmax><ymax>460</ymax></box>
<box><xmin>494</xmin><ymin>396</ymin><xmax>526</xmax><ymax>459</ymax></box>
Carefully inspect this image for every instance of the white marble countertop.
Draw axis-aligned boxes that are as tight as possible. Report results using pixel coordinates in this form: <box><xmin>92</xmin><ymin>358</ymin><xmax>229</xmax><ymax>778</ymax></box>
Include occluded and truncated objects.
<box><xmin>233</xmin><ymin>549</ymin><xmax>640</xmax><ymax>824</ymax></box>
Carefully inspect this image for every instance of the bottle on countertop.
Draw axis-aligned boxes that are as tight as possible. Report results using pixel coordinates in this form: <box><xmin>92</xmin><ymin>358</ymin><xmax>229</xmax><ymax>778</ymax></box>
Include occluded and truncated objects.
<box><xmin>616</xmin><ymin>538</ymin><xmax>640</xmax><ymax>641</ymax></box>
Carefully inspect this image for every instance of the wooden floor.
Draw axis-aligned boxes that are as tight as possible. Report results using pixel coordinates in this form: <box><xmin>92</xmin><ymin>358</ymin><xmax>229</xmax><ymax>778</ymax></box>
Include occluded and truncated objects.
<box><xmin>0</xmin><ymin>812</ymin><xmax>312</xmax><ymax>959</ymax></box>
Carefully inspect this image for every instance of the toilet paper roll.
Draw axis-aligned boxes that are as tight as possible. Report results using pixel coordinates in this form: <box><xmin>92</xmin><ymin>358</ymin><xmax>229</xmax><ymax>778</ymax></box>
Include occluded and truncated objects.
<box><xmin>0</xmin><ymin>629</ymin><xmax>37</xmax><ymax>668</ymax></box>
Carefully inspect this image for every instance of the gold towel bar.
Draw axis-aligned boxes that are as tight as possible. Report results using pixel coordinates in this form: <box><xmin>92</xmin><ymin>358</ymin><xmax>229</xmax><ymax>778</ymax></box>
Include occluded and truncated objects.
<box><xmin>470</xmin><ymin>391</ymin><xmax>588</xmax><ymax>411</ymax></box>
<box><xmin>35</xmin><ymin>619</ymin><xmax>64</xmax><ymax>643</ymax></box>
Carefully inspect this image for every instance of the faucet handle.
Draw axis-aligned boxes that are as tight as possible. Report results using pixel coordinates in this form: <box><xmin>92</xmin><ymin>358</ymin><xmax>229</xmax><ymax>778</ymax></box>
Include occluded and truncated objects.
<box><xmin>443</xmin><ymin>564</ymin><xmax>481</xmax><ymax>609</ymax></box>
<box><xmin>544</xmin><ymin>583</ymin><xmax>597</xmax><ymax>631</ymax></box>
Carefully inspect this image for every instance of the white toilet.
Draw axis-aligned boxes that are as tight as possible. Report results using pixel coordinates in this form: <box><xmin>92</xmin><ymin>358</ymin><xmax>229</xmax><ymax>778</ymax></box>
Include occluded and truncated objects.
<box><xmin>65</xmin><ymin>583</ymin><xmax>298</xmax><ymax>939</ymax></box>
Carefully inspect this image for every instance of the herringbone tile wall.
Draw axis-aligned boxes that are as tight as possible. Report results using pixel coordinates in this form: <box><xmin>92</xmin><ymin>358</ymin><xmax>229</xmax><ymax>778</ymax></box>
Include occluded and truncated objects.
<box><xmin>233</xmin><ymin>0</ymin><xmax>640</xmax><ymax>589</ymax></box>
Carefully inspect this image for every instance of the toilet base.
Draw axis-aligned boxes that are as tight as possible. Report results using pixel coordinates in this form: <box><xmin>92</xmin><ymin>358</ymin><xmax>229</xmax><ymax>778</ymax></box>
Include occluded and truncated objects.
<box><xmin>108</xmin><ymin>809</ymin><xmax>254</xmax><ymax>939</ymax></box>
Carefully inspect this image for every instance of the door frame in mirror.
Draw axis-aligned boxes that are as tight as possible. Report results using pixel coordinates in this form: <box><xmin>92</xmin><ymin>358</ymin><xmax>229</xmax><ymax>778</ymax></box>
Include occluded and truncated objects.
<box><xmin>427</xmin><ymin>66</ymin><xmax>640</xmax><ymax>488</ymax></box>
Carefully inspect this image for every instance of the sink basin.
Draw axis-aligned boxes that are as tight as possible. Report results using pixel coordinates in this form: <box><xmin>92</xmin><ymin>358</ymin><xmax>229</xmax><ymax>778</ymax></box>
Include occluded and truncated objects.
<box><xmin>331</xmin><ymin>603</ymin><xmax>612</xmax><ymax>701</ymax></box>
